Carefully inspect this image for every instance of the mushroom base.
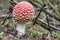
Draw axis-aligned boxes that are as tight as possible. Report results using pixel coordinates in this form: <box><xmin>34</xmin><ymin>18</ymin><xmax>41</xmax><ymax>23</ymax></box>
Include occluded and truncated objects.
<box><xmin>16</xmin><ymin>24</ymin><xmax>25</xmax><ymax>35</ymax></box>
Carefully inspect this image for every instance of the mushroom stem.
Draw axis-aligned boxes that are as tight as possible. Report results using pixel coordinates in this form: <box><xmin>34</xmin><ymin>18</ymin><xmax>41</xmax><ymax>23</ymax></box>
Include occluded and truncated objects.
<box><xmin>16</xmin><ymin>24</ymin><xmax>25</xmax><ymax>35</ymax></box>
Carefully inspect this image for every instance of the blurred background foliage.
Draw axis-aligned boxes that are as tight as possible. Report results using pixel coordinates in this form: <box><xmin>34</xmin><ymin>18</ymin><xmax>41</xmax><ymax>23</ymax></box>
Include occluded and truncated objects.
<box><xmin>0</xmin><ymin>0</ymin><xmax>60</xmax><ymax>40</ymax></box>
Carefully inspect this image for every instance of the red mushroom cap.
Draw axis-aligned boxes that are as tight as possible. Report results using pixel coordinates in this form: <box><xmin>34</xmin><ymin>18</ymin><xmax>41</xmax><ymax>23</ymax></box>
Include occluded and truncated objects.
<box><xmin>13</xmin><ymin>1</ymin><xmax>35</xmax><ymax>24</ymax></box>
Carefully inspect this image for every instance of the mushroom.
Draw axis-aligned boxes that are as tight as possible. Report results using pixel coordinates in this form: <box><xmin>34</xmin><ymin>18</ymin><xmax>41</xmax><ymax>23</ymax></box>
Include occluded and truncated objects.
<box><xmin>13</xmin><ymin>1</ymin><xmax>35</xmax><ymax>35</ymax></box>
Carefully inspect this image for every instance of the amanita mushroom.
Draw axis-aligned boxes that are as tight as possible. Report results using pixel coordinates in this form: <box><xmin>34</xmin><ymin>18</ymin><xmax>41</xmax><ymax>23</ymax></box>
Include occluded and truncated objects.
<box><xmin>13</xmin><ymin>1</ymin><xmax>35</xmax><ymax>35</ymax></box>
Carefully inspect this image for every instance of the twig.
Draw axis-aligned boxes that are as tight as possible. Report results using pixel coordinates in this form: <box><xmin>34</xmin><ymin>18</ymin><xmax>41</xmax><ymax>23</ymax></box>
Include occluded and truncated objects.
<box><xmin>1</xmin><ymin>0</ymin><xmax>17</xmax><ymax>25</ymax></box>
<box><xmin>46</xmin><ymin>0</ymin><xmax>59</xmax><ymax>14</ymax></box>
<box><xmin>36</xmin><ymin>18</ymin><xmax>60</xmax><ymax>31</ymax></box>
<box><xmin>2</xmin><ymin>17</ymin><xmax>7</xmax><ymax>25</ymax></box>
<box><xmin>35</xmin><ymin>8</ymin><xmax>60</xmax><ymax>22</ymax></box>
<box><xmin>9</xmin><ymin>0</ymin><xmax>17</xmax><ymax>6</ymax></box>
<box><xmin>46</xmin><ymin>14</ymin><xmax>51</xmax><ymax>32</ymax></box>
<box><xmin>27</xmin><ymin>33</ymin><xmax>32</xmax><ymax>40</ymax></box>
<box><xmin>33</xmin><ymin>4</ymin><xmax>46</xmax><ymax>25</ymax></box>
<box><xmin>27</xmin><ymin>0</ymin><xmax>40</xmax><ymax>7</ymax></box>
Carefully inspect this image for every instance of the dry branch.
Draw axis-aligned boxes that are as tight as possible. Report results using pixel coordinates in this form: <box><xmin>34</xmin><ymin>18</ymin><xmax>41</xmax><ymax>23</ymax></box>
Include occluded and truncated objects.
<box><xmin>35</xmin><ymin>8</ymin><xmax>60</xmax><ymax>22</ymax></box>
<box><xmin>36</xmin><ymin>18</ymin><xmax>60</xmax><ymax>31</ymax></box>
